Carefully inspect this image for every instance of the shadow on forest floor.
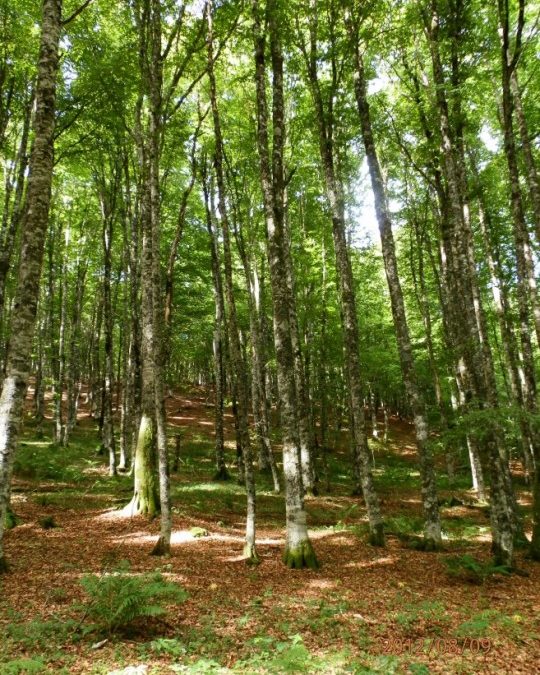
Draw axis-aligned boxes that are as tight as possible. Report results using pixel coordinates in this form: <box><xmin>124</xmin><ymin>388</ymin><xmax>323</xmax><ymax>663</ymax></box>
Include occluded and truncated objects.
<box><xmin>1</xmin><ymin>390</ymin><xmax>539</xmax><ymax>674</ymax></box>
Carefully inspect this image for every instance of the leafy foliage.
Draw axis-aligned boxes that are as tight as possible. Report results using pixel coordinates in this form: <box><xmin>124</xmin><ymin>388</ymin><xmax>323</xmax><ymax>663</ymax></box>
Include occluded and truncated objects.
<box><xmin>78</xmin><ymin>563</ymin><xmax>187</xmax><ymax>635</ymax></box>
<box><xmin>443</xmin><ymin>554</ymin><xmax>511</xmax><ymax>584</ymax></box>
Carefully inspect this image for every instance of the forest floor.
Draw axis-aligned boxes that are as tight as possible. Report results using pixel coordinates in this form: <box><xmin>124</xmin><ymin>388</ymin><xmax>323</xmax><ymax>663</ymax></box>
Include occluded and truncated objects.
<box><xmin>1</xmin><ymin>389</ymin><xmax>539</xmax><ymax>674</ymax></box>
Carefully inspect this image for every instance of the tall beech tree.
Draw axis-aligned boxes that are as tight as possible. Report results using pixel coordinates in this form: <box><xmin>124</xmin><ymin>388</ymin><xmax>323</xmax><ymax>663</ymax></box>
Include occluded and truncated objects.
<box><xmin>0</xmin><ymin>0</ymin><xmax>62</xmax><ymax>572</ymax></box>
<box><xmin>297</xmin><ymin>0</ymin><xmax>385</xmax><ymax>546</ymax></box>
<box><xmin>252</xmin><ymin>0</ymin><xmax>318</xmax><ymax>568</ymax></box>
<box><xmin>345</xmin><ymin>3</ymin><xmax>442</xmax><ymax>550</ymax></box>
<box><xmin>206</xmin><ymin>0</ymin><xmax>257</xmax><ymax>561</ymax></box>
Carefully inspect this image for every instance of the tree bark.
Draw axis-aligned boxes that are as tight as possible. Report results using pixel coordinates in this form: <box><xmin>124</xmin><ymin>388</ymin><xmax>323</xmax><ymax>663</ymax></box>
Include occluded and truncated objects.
<box><xmin>425</xmin><ymin>0</ymin><xmax>516</xmax><ymax>565</ymax></box>
<box><xmin>252</xmin><ymin>0</ymin><xmax>318</xmax><ymax>568</ymax></box>
<box><xmin>203</xmin><ymin>170</ymin><xmax>229</xmax><ymax>482</ymax></box>
<box><xmin>300</xmin><ymin>3</ymin><xmax>384</xmax><ymax>545</ymax></box>
<box><xmin>207</xmin><ymin>2</ymin><xmax>257</xmax><ymax>560</ymax></box>
<box><xmin>0</xmin><ymin>0</ymin><xmax>63</xmax><ymax>572</ymax></box>
<box><xmin>351</xmin><ymin>45</ymin><xmax>441</xmax><ymax>549</ymax></box>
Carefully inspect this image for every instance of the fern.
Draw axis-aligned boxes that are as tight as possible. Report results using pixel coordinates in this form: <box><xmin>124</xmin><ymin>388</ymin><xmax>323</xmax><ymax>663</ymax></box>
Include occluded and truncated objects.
<box><xmin>444</xmin><ymin>554</ymin><xmax>511</xmax><ymax>584</ymax></box>
<box><xmin>78</xmin><ymin>562</ymin><xmax>187</xmax><ymax>635</ymax></box>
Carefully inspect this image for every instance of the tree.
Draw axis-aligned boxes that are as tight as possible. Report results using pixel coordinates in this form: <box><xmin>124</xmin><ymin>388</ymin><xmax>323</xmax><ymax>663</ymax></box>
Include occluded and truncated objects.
<box><xmin>0</xmin><ymin>0</ymin><xmax>63</xmax><ymax>572</ymax></box>
<box><xmin>252</xmin><ymin>0</ymin><xmax>318</xmax><ymax>569</ymax></box>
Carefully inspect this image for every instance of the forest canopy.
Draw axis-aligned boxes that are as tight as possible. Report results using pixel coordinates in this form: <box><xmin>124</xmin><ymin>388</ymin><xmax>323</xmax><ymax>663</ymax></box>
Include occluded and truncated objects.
<box><xmin>1</xmin><ymin>0</ymin><xmax>540</xmax><ymax>671</ymax></box>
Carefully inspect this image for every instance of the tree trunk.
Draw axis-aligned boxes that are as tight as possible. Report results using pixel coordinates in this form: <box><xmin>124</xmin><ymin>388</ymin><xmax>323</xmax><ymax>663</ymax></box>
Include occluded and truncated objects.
<box><xmin>203</xmin><ymin>172</ymin><xmax>229</xmax><ymax>482</ymax></box>
<box><xmin>497</xmin><ymin>0</ymin><xmax>540</xmax><ymax>558</ymax></box>
<box><xmin>207</xmin><ymin>3</ymin><xmax>257</xmax><ymax>560</ymax></box>
<box><xmin>510</xmin><ymin>69</ymin><xmax>540</xmax><ymax>244</ymax></box>
<box><xmin>252</xmin><ymin>0</ymin><xmax>317</xmax><ymax>568</ymax></box>
<box><xmin>425</xmin><ymin>0</ymin><xmax>515</xmax><ymax>565</ymax></box>
<box><xmin>301</xmin><ymin>6</ymin><xmax>384</xmax><ymax>545</ymax></box>
<box><xmin>351</xmin><ymin>45</ymin><xmax>441</xmax><ymax>549</ymax></box>
<box><xmin>283</xmin><ymin>200</ymin><xmax>315</xmax><ymax>495</ymax></box>
<box><xmin>100</xmin><ymin>192</ymin><xmax>117</xmax><ymax>476</ymax></box>
<box><xmin>0</xmin><ymin>0</ymin><xmax>62</xmax><ymax>572</ymax></box>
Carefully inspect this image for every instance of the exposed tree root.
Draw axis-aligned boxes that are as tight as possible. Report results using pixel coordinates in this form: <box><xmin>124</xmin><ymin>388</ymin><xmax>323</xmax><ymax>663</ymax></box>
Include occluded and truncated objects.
<box><xmin>151</xmin><ymin>535</ymin><xmax>170</xmax><ymax>557</ymax></box>
<box><xmin>243</xmin><ymin>543</ymin><xmax>260</xmax><ymax>565</ymax></box>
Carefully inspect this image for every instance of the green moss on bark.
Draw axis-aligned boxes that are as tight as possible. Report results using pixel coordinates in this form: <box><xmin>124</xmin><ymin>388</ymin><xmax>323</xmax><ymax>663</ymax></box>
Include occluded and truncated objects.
<box><xmin>243</xmin><ymin>542</ymin><xmax>260</xmax><ymax>565</ymax></box>
<box><xmin>124</xmin><ymin>414</ymin><xmax>159</xmax><ymax>517</ymax></box>
<box><xmin>368</xmin><ymin>523</ymin><xmax>385</xmax><ymax>547</ymax></box>
<box><xmin>283</xmin><ymin>540</ymin><xmax>319</xmax><ymax>570</ymax></box>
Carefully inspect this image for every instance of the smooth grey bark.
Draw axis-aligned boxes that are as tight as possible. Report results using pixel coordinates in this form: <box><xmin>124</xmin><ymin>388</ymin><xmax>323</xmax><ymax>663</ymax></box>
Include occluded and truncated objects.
<box><xmin>148</xmin><ymin>0</ymin><xmax>170</xmax><ymax>556</ymax></box>
<box><xmin>470</xmin><ymin>158</ymin><xmax>535</xmax><ymax>478</ymax></box>
<box><xmin>98</xmin><ymin>178</ymin><xmax>117</xmax><ymax>476</ymax></box>
<box><xmin>119</xmin><ymin>153</ymin><xmax>141</xmax><ymax>472</ymax></box>
<box><xmin>207</xmin><ymin>1</ymin><xmax>257</xmax><ymax>560</ymax></box>
<box><xmin>497</xmin><ymin>0</ymin><xmax>540</xmax><ymax>559</ymax></box>
<box><xmin>252</xmin><ymin>0</ymin><xmax>317</xmax><ymax>568</ymax></box>
<box><xmin>350</xmin><ymin>44</ymin><xmax>441</xmax><ymax>549</ymax></box>
<box><xmin>54</xmin><ymin>232</ymin><xmax>67</xmax><ymax>445</ymax></box>
<box><xmin>300</xmin><ymin>4</ymin><xmax>384</xmax><ymax>545</ymax></box>
<box><xmin>0</xmin><ymin>87</ymin><xmax>32</xmax><ymax>346</ymax></box>
<box><xmin>125</xmin><ymin>0</ymin><xmax>170</xmax><ymax>557</ymax></box>
<box><xmin>64</xmin><ymin>253</ymin><xmax>86</xmax><ymax>444</ymax></box>
<box><xmin>283</xmin><ymin>200</ymin><xmax>315</xmax><ymax>495</ymax></box>
<box><xmin>406</xmin><ymin>67</ymin><xmax>488</xmax><ymax>500</ymax></box>
<box><xmin>510</xmin><ymin>68</ymin><xmax>540</xmax><ymax>244</ymax></box>
<box><xmin>0</xmin><ymin>0</ymin><xmax>62</xmax><ymax>572</ymax></box>
<box><xmin>203</xmin><ymin>171</ymin><xmax>229</xmax><ymax>482</ymax></box>
<box><xmin>425</xmin><ymin>0</ymin><xmax>515</xmax><ymax>566</ymax></box>
<box><xmin>233</xmin><ymin>214</ymin><xmax>280</xmax><ymax>493</ymax></box>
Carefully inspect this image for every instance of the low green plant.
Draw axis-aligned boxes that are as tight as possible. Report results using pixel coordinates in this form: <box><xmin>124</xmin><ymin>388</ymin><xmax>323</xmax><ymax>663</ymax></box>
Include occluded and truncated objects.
<box><xmin>78</xmin><ymin>562</ymin><xmax>187</xmax><ymax>635</ymax></box>
<box><xmin>39</xmin><ymin>515</ymin><xmax>58</xmax><ymax>529</ymax></box>
<box><xmin>384</xmin><ymin>515</ymin><xmax>424</xmax><ymax>541</ymax></box>
<box><xmin>7</xmin><ymin>618</ymin><xmax>76</xmax><ymax>650</ymax></box>
<box><xmin>149</xmin><ymin>637</ymin><xmax>186</xmax><ymax>657</ymax></box>
<box><xmin>443</xmin><ymin>554</ymin><xmax>511</xmax><ymax>584</ymax></box>
<box><xmin>4</xmin><ymin>508</ymin><xmax>19</xmax><ymax>530</ymax></box>
<box><xmin>0</xmin><ymin>657</ymin><xmax>46</xmax><ymax>674</ymax></box>
<box><xmin>455</xmin><ymin>609</ymin><xmax>530</xmax><ymax>642</ymax></box>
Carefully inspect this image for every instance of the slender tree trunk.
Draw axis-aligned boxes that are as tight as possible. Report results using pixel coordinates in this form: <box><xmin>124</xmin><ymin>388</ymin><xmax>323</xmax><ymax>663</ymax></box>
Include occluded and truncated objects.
<box><xmin>498</xmin><ymin>0</ymin><xmax>540</xmax><ymax>558</ymax></box>
<box><xmin>0</xmin><ymin>0</ymin><xmax>62</xmax><ymax>572</ymax></box>
<box><xmin>239</xmin><ymin>238</ymin><xmax>280</xmax><ymax>493</ymax></box>
<box><xmin>252</xmin><ymin>0</ymin><xmax>317</xmax><ymax>568</ymax></box>
<box><xmin>54</xmin><ymin>236</ymin><xmax>67</xmax><ymax>445</ymax></box>
<box><xmin>284</xmin><ymin>200</ymin><xmax>315</xmax><ymax>495</ymax></box>
<box><xmin>350</xmin><ymin>45</ymin><xmax>441</xmax><ymax>549</ymax></box>
<box><xmin>510</xmin><ymin>69</ymin><xmax>540</xmax><ymax>243</ymax></box>
<box><xmin>64</xmin><ymin>254</ymin><xmax>86</xmax><ymax>444</ymax></box>
<box><xmin>425</xmin><ymin>0</ymin><xmax>515</xmax><ymax>565</ymax></box>
<box><xmin>301</xmin><ymin>6</ymin><xmax>384</xmax><ymax>545</ymax></box>
<box><xmin>203</xmin><ymin>172</ymin><xmax>229</xmax><ymax>481</ymax></box>
<box><xmin>207</xmin><ymin>3</ymin><xmax>257</xmax><ymax>560</ymax></box>
<box><xmin>0</xmin><ymin>87</ymin><xmax>32</xmax><ymax>342</ymax></box>
<box><xmin>125</xmin><ymin>0</ymin><xmax>164</xmax><ymax>529</ymax></box>
<box><xmin>100</xmin><ymin>195</ymin><xmax>116</xmax><ymax>476</ymax></box>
